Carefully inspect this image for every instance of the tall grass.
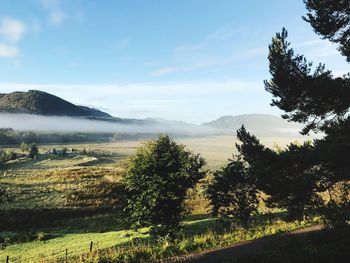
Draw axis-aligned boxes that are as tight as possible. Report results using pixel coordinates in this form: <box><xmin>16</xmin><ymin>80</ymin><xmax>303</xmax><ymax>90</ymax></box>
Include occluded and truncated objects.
<box><xmin>74</xmin><ymin>217</ymin><xmax>321</xmax><ymax>263</ymax></box>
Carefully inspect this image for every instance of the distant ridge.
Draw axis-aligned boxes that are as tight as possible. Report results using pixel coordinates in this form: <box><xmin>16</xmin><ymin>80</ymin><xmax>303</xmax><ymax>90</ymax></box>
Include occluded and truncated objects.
<box><xmin>0</xmin><ymin>90</ymin><xmax>111</xmax><ymax>118</ymax></box>
<box><xmin>0</xmin><ymin>90</ymin><xmax>304</xmax><ymax>137</ymax></box>
<box><xmin>202</xmin><ymin>114</ymin><xmax>303</xmax><ymax>136</ymax></box>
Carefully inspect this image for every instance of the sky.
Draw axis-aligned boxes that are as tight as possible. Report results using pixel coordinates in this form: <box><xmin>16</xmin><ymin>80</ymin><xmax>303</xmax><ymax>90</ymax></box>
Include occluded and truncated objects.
<box><xmin>0</xmin><ymin>0</ymin><xmax>348</xmax><ymax>124</ymax></box>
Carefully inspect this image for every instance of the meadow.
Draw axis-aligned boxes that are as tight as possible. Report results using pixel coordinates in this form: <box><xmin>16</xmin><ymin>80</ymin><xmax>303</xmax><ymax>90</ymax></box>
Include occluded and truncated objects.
<box><xmin>0</xmin><ymin>134</ymin><xmax>314</xmax><ymax>262</ymax></box>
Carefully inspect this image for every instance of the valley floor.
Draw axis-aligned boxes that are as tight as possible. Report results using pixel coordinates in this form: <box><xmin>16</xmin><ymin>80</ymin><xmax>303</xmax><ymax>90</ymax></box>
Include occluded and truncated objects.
<box><xmin>0</xmin><ymin>135</ymin><xmax>318</xmax><ymax>262</ymax></box>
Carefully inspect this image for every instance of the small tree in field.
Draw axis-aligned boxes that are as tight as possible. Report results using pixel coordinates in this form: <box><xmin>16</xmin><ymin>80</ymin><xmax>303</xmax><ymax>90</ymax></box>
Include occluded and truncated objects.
<box><xmin>207</xmin><ymin>157</ymin><xmax>258</xmax><ymax>228</ymax></box>
<box><xmin>28</xmin><ymin>144</ymin><xmax>38</xmax><ymax>159</ymax></box>
<box><xmin>124</xmin><ymin>134</ymin><xmax>206</xmax><ymax>239</ymax></box>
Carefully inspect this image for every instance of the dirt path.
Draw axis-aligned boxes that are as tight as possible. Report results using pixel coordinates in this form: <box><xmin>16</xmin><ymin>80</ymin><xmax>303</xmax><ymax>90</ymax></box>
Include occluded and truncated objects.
<box><xmin>167</xmin><ymin>225</ymin><xmax>323</xmax><ymax>263</ymax></box>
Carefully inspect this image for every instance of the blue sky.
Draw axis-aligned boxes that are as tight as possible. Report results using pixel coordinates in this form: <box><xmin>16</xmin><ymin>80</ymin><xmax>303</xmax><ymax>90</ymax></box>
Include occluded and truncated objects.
<box><xmin>0</xmin><ymin>0</ymin><xmax>348</xmax><ymax>123</ymax></box>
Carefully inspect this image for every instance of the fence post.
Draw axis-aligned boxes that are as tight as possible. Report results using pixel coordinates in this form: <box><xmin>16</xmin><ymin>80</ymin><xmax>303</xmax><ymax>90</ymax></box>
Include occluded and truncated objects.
<box><xmin>65</xmin><ymin>248</ymin><xmax>68</xmax><ymax>261</ymax></box>
<box><xmin>6</xmin><ymin>256</ymin><xmax>9</xmax><ymax>263</ymax></box>
<box><xmin>90</xmin><ymin>241</ymin><xmax>93</xmax><ymax>252</ymax></box>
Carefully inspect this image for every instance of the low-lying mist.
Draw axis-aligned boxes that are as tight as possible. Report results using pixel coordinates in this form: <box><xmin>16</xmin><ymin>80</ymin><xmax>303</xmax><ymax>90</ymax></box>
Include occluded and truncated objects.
<box><xmin>0</xmin><ymin>113</ymin><xmax>219</xmax><ymax>136</ymax></box>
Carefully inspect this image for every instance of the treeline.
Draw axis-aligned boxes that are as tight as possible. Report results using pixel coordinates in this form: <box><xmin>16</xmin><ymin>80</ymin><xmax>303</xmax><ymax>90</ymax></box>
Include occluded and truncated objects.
<box><xmin>0</xmin><ymin>128</ymin><xmax>112</xmax><ymax>145</ymax></box>
<box><xmin>207</xmin><ymin>126</ymin><xmax>349</xmax><ymax>228</ymax></box>
<box><xmin>0</xmin><ymin>128</ymin><xmax>160</xmax><ymax>146</ymax></box>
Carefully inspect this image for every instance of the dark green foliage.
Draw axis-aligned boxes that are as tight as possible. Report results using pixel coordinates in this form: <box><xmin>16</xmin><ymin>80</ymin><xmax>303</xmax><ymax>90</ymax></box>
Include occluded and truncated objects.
<box><xmin>264</xmin><ymin>2</ymin><xmax>350</xmax><ymax>226</ymax></box>
<box><xmin>319</xmin><ymin>197</ymin><xmax>350</xmax><ymax>229</ymax></box>
<box><xmin>124</xmin><ymin>134</ymin><xmax>206</xmax><ymax>239</ymax></box>
<box><xmin>314</xmin><ymin>120</ymin><xmax>350</xmax><ymax>186</ymax></box>
<box><xmin>303</xmin><ymin>0</ymin><xmax>350</xmax><ymax>62</ymax></box>
<box><xmin>264</xmin><ymin>28</ymin><xmax>350</xmax><ymax>135</ymax></box>
<box><xmin>28</xmin><ymin>144</ymin><xmax>38</xmax><ymax>159</ymax></box>
<box><xmin>207</xmin><ymin>157</ymin><xmax>258</xmax><ymax>228</ymax></box>
<box><xmin>263</xmin><ymin>142</ymin><xmax>318</xmax><ymax>220</ymax></box>
<box><xmin>235</xmin><ymin>126</ymin><xmax>318</xmax><ymax>220</ymax></box>
<box><xmin>0</xmin><ymin>129</ymin><xmax>181</xmax><ymax>146</ymax></box>
<box><xmin>0</xmin><ymin>129</ymin><xmax>117</xmax><ymax>145</ymax></box>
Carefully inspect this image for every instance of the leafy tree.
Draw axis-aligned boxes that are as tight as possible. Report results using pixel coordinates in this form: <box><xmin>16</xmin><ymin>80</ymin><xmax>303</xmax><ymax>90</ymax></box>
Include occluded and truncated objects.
<box><xmin>264</xmin><ymin>28</ymin><xmax>350</xmax><ymax>135</ymax></box>
<box><xmin>235</xmin><ymin>126</ymin><xmax>318</xmax><ymax>220</ymax></box>
<box><xmin>303</xmin><ymin>0</ymin><xmax>350</xmax><ymax>62</ymax></box>
<box><xmin>124</xmin><ymin>134</ymin><xmax>206</xmax><ymax>239</ymax></box>
<box><xmin>263</xmin><ymin>142</ymin><xmax>318</xmax><ymax>220</ymax></box>
<box><xmin>207</xmin><ymin>157</ymin><xmax>258</xmax><ymax>228</ymax></box>
<box><xmin>28</xmin><ymin>144</ymin><xmax>39</xmax><ymax>159</ymax></box>
<box><xmin>264</xmin><ymin>1</ymin><xmax>350</xmax><ymax>225</ymax></box>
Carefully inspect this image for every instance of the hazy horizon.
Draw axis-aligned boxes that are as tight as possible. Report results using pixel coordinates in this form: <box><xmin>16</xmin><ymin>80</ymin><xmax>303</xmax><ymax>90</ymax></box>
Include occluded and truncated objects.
<box><xmin>0</xmin><ymin>0</ymin><xmax>348</xmax><ymax>123</ymax></box>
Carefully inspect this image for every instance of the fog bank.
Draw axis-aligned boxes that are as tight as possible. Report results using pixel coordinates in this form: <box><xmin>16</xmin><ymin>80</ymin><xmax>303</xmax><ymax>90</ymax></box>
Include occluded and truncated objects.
<box><xmin>0</xmin><ymin>113</ymin><xmax>219</xmax><ymax>136</ymax></box>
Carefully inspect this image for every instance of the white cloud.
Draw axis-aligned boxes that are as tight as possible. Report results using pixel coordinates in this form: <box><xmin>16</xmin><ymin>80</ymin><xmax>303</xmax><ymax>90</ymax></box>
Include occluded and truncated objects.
<box><xmin>0</xmin><ymin>17</ymin><xmax>26</xmax><ymax>42</ymax></box>
<box><xmin>0</xmin><ymin>43</ymin><xmax>19</xmax><ymax>57</ymax></box>
<box><xmin>40</xmin><ymin>0</ymin><xmax>67</xmax><ymax>26</ymax></box>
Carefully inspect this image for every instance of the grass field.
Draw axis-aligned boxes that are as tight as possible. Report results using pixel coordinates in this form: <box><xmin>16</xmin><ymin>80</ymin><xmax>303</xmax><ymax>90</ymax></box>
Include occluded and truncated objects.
<box><xmin>0</xmin><ymin>214</ymin><xmax>319</xmax><ymax>262</ymax></box>
<box><xmin>0</xmin><ymin>134</ymin><xmax>310</xmax><ymax>262</ymax></box>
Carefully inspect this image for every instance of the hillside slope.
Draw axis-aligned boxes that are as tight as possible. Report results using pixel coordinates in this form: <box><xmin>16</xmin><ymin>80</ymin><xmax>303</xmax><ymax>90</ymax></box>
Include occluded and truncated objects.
<box><xmin>0</xmin><ymin>90</ymin><xmax>111</xmax><ymax>117</ymax></box>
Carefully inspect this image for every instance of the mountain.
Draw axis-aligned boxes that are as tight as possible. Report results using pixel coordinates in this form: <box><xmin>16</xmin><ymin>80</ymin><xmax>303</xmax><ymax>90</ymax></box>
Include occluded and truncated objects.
<box><xmin>0</xmin><ymin>90</ymin><xmax>111</xmax><ymax>118</ymax></box>
<box><xmin>0</xmin><ymin>90</ymin><xmax>304</xmax><ymax>137</ymax></box>
<box><xmin>202</xmin><ymin>114</ymin><xmax>303</xmax><ymax>136</ymax></box>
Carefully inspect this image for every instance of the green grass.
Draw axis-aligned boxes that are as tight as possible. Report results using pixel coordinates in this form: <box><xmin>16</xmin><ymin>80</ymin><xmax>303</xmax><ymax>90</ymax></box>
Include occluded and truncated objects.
<box><xmin>1</xmin><ymin>231</ymin><xmax>136</xmax><ymax>262</ymax></box>
<box><xmin>77</xmin><ymin>217</ymin><xmax>320</xmax><ymax>263</ymax></box>
<box><xmin>0</xmin><ymin>214</ymin><xmax>321</xmax><ymax>263</ymax></box>
<box><xmin>0</xmin><ymin>213</ymin><xmax>145</xmax><ymax>263</ymax></box>
<box><xmin>0</xmin><ymin>136</ymin><xmax>317</xmax><ymax>262</ymax></box>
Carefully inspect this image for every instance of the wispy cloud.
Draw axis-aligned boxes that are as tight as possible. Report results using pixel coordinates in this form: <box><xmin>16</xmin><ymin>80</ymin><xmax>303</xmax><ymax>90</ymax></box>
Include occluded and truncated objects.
<box><xmin>173</xmin><ymin>25</ymin><xmax>246</xmax><ymax>54</ymax></box>
<box><xmin>294</xmin><ymin>39</ymin><xmax>339</xmax><ymax>59</ymax></box>
<box><xmin>151</xmin><ymin>60</ymin><xmax>217</xmax><ymax>76</ymax></box>
<box><xmin>0</xmin><ymin>43</ymin><xmax>19</xmax><ymax>57</ymax></box>
<box><xmin>114</xmin><ymin>37</ymin><xmax>132</xmax><ymax>49</ymax></box>
<box><xmin>39</xmin><ymin>0</ymin><xmax>67</xmax><ymax>26</ymax></box>
<box><xmin>0</xmin><ymin>17</ymin><xmax>26</xmax><ymax>43</ymax></box>
<box><xmin>154</xmin><ymin>25</ymin><xmax>249</xmax><ymax>76</ymax></box>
